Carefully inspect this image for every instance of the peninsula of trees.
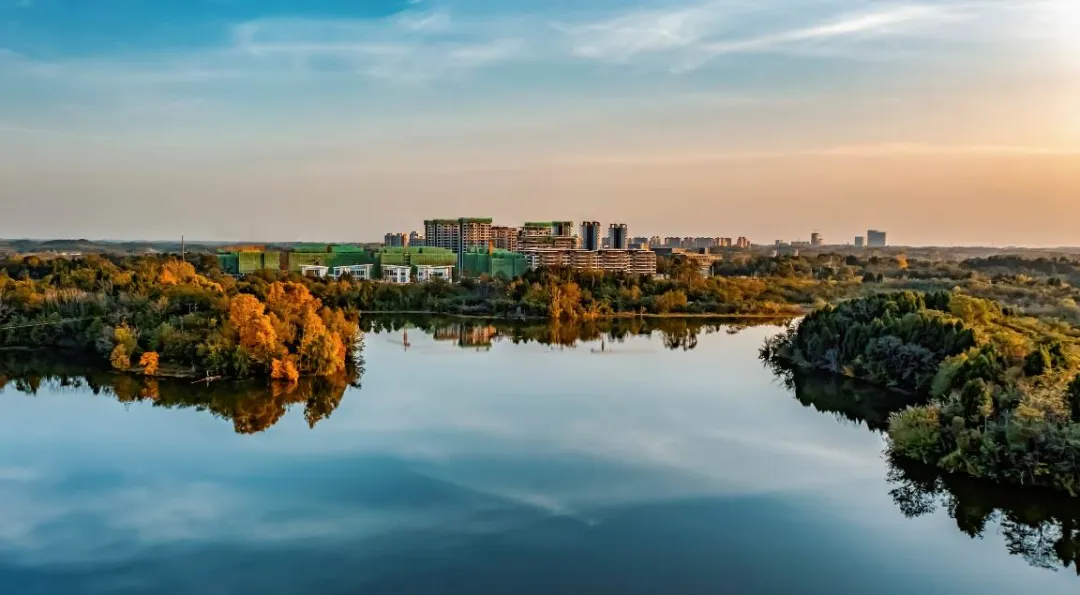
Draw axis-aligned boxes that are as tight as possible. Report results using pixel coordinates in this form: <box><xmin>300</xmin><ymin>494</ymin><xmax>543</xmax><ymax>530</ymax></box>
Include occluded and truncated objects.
<box><xmin>762</xmin><ymin>291</ymin><xmax>1080</xmax><ymax>495</ymax></box>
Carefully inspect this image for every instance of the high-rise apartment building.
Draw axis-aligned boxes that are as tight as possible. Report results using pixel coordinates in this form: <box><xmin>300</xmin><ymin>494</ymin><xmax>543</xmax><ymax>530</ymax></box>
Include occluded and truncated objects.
<box><xmin>609</xmin><ymin>223</ymin><xmax>628</xmax><ymax>250</ymax></box>
<box><xmin>457</xmin><ymin>218</ymin><xmax>493</xmax><ymax>269</ymax></box>
<box><xmin>409</xmin><ymin>230</ymin><xmax>424</xmax><ymax>245</ymax></box>
<box><xmin>867</xmin><ymin>230</ymin><xmax>887</xmax><ymax>248</ymax></box>
<box><xmin>581</xmin><ymin>221</ymin><xmax>601</xmax><ymax>251</ymax></box>
<box><xmin>424</xmin><ymin>219</ymin><xmax>460</xmax><ymax>252</ymax></box>
<box><xmin>854</xmin><ymin>236</ymin><xmax>865</xmax><ymax>249</ymax></box>
<box><xmin>736</xmin><ymin>237</ymin><xmax>751</xmax><ymax>249</ymax></box>
<box><xmin>491</xmin><ymin>226</ymin><xmax>520</xmax><ymax>252</ymax></box>
<box><xmin>553</xmin><ymin>221</ymin><xmax>575</xmax><ymax>237</ymax></box>
<box><xmin>811</xmin><ymin>232</ymin><xmax>823</xmax><ymax>247</ymax></box>
<box><xmin>384</xmin><ymin>232</ymin><xmax>408</xmax><ymax>248</ymax></box>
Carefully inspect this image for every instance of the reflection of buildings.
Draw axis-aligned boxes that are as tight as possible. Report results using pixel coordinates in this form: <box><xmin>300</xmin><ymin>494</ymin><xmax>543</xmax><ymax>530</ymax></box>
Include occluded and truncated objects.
<box><xmin>432</xmin><ymin>324</ymin><xmax>498</xmax><ymax>350</ymax></box>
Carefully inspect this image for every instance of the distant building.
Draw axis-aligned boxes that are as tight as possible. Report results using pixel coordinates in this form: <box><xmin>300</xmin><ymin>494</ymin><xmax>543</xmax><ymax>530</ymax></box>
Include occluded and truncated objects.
<box><xmin>609</xmin><ymin>223</ymin><xmax>629</xmax><ymax>250</ymax></box>
<box><xmin>581</xmin><ymin>221</ymin><xmax>601</xmax><ymax>251</ymax></box>
<box><xmin>855</xmin><ymin>236</ymin><xmax>865</xmax><ymax>249</ymax></box>
<box><xmin>521</xmin><ymin>248</ymin><xmax>656</xmax><ymax>275</ymax></box>
<box><xmin>416</xmin><ymin>265</ymin><xmax>454</xmax><ymax>283</ymax></box>
<box><xmin>736</xmin><ymin>237</ymin><xmax>751</xmax><ymax>249</ymax></box>
<box><xmin>811</xmin><ymin>232</ymin><xmax>823</xmax><ymax>247</ymax></box>
<box><xmin>491</xmin><ymin>226</ymin><xmax>520</xmax><ymax>252</ymax></box>
<box><xmin>384</xmin><ymin>232</ymin><xmax>408</xmax><ymax>248</ymax></box>
<box><xmin>719</xmin><ymin>237</ymin><xmax>733</xmax><ymax>248</ymax></box>
<box><xmin>301</xmin><ymin>265</ymin><xmax>329</xmax><ymax>279</ymax></box>
<box><xmin>424</xmin><ymin>219</ymin><xmax>460</xmax><ymax>252</ymax></box>
<box><xmin>867</xmin><ymin>229</ymin><xmax>887</xmax><ymax>248</ymax></box>
<box><xmin>424</xmin><ymin>218</ymin><xmax>493</xmax><ymax>269</ymax></box>
<box><xmin>382</xmin><ymin>265</ymin><xmax>412</xmax><ymax>284</ymax></box>
<box><xmin>331</xmin><ymin>264</ymin><xmax>374</xmax><ymax>280</ymax></box>
<box><xmin>552</xmin><ymin>221</ymin><xmax>575</xmax><ymax>237</ymax></box>
<box><xmin>409</xmin><ymin>230</ymin><xmax>424</xmax><ymax>245</ymax></box>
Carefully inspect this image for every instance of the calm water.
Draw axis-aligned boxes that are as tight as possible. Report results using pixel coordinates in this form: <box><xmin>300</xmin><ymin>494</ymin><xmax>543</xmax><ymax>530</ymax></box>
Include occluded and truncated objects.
<box><xmin>0</xmin><ymin>318</ymin><xmax>1078</xmax><ymax>595</ymax></box>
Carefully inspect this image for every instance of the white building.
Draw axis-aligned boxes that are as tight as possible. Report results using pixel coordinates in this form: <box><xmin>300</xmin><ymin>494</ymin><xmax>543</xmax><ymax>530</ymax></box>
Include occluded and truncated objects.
<box><xmin>331</xmin><ymin>264</ymin><xmax>373</xmax><ymax>280</ymax></box>
<box><xmin>416</xmin><ymin>265</ymin><xmax>454</xmax><ymax>283</ymax></box>
<box><xmin>382</xmin><ymin>265</ymin><xmax>412</xmax><ymax>284</ymax></box>
<box><xmin>300</xmin><ymin>265</ymin><xmax>329</xmax><ymax>279</ymax></box>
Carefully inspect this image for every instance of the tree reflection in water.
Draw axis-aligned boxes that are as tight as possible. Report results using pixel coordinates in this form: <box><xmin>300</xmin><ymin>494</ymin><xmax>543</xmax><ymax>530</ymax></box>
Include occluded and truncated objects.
<box><xmin>777</xmin><ymin>364</ymin><xmax>1080</xmax><ymax>576</ymax></box>
<box><xmin>363</xmin><ymin>315</ymin><xmax>788</xmax><ymax>351</ymax></box>
<box><xmin>0</xmin><ymin>352</ymin><xmax>363</xmax><ymax>435</ymax></box>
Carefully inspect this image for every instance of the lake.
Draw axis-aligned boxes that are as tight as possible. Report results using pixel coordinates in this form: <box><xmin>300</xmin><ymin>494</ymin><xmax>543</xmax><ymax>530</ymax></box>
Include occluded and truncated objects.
<box><xmin>0</xmin><ymin>318</ymin><xmax>1078</xmax><ymax>595</ymax></box>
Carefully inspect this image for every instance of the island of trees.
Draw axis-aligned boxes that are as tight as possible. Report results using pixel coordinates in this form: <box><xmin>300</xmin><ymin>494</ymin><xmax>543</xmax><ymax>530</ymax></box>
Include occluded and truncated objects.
<box><xmin>762</xmin><ymin>291</ymin><xmax>1080</xmax><ymax>496</ymax></box>
<box><xmin>0</xmin><ymin>255</ymin><xmax>361</xmax><ymax>382</ymax></box>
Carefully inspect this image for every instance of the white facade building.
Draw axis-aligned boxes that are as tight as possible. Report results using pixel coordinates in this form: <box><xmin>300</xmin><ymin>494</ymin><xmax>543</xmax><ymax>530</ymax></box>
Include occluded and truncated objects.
<box><xmin>416</xmin><ymin>265</ymin><xmax>454</xmax><ymax>283</ymax></box>
<box><xmin>382</xmin><ymin>265</ymin><xmax>412</xmax><ymax>284</ymax></box>
<box><xmin>300</xmin><ymin>265</ymin><xmax>329</xmax><ymax>279</ymax></box>
<box><xmin>331</xmin><ymin>264</ymin><xmax>373</xmax><ymax>280</ymax></box>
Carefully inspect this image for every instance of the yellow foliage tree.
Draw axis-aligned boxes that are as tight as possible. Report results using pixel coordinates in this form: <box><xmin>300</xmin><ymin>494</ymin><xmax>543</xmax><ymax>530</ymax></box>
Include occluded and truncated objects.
<box><xmin>299</xmin><ymin>310</ymin><xmax>346</xmax><ymax>377</ymax></box>
<box><xmin>229</xmin><ymin>294</ymin><xmax>282</xmax><ymax>366</ymax></box>
<box><xmin>110</xmin><ymin>345</ymin><xmax>131</xmax><ymax>370</ymax></box>
<box><xmin>139</xmin><ymin>351</ymin><xmax>160</xmax><ymax>376</ymax></box>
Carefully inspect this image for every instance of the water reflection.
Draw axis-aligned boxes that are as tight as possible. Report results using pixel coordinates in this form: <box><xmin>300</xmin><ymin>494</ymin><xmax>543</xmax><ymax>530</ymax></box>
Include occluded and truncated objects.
<box><xmin>777</xmin><ymin>366</ymin><xmax>1080</xmax><ymax>575</ymax></box>
<box><xmin>0</xmin><ymin>352</ymin><xmax>362</xmax><ymax>435</ymax></box>
<box><xmin>363</xmin><ymin>315</ymin><xmax>787</xmax><ymax>351</ymax></box>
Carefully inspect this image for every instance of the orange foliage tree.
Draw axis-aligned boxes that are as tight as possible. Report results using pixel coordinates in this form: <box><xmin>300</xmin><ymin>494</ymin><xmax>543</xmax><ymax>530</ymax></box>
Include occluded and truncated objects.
<box><xmin>228</xmin><ymin>294</ymin><xmax>283</xmax><ymax>367</ymax></box>
<box><xmin>139</xmin><ymin>351</ymin><xmax>160</xmax><ymax>376</ymax></box>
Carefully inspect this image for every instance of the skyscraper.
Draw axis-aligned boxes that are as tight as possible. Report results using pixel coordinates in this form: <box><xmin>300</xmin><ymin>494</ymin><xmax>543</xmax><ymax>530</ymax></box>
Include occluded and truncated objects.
<box><xmin>608</xmin><ymin>223</ymin><xmax>628</xmax><ymax>250</ymax></box>
<box><xmin>854</xmin><ymin>236</ymin><xmax>865</xmax><ymax>249</ymax></box>
<box><xmin>867</xmin><ymin>230</ymin><xmax>887</xmax><ymax>247</ymax></box>
<box><xmin>384</xmin><ymin>232</ymin><xmax>408</xmax><ymax>247</ymax></box>
<box><xmin>581</xmin><ymin>221</ymin><xmax>601</xmax><ymax>251</ymax></box>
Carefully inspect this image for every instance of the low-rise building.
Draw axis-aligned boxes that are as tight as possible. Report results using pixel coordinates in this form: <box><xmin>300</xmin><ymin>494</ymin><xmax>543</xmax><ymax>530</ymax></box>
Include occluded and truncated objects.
<box><xmin>383</xmin><ymin>265</ymin><xmax>411</xmax><ymax>284</ymax></box>
<box><xmin>301</xmin><ymin>265</ymin><xmax>329</xmax><ymax>279</ymax></box>
<box><xmin>331</xmin><ymin>264</ymin><xmax>373</xmax><ymax>280</ymax></box>
<box><xmin>416</xmin><ymin>265</ymin><xmax>454</xmax><ymax>283</ymax></box>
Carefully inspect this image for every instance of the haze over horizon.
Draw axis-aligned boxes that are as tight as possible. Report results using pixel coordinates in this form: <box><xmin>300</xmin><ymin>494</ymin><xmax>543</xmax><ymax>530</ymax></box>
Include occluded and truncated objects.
<box><xmin>2</xmin><ymin>0</ymin><xmax>1078</xmax><ymax>246</ymax></box>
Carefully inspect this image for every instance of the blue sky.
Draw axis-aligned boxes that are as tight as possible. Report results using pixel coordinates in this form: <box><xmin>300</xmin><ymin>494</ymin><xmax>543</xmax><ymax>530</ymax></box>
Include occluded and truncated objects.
<box><xmin>1</xmin><ymin>0</ymin><xmax>1079</xmax><ymax>244</ymax></box>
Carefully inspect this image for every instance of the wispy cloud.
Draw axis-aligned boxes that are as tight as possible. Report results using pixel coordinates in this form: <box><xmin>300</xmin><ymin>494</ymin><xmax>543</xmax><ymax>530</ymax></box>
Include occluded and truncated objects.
<box><xmin>0</xmin><ymin>1</ymin><xmax>1071</xmax><ymax>86</ymax></box>
<box><xmin>561</xmin><ymin>2</ymin><xmax>970</xmax><ymax>72</ymax></box>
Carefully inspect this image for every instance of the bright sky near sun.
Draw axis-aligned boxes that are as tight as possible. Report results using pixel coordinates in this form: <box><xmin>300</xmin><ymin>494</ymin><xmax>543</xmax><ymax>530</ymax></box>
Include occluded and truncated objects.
<box><xmin>1</xmin><ymin>0</ymin><xmax>1078</xmax><ymax>245</ymax></box>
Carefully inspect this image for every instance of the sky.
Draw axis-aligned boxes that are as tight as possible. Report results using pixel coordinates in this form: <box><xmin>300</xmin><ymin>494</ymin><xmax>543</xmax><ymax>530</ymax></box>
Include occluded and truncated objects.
<box><xmin>1</xmin><ymin>0</ymin><xmax>1079</xmax><ymax>246</ymax></box>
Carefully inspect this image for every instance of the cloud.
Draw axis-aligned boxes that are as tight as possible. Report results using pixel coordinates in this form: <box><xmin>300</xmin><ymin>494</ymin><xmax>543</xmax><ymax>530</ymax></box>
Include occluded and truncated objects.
<box><xmin>0</xmin><ymin>1</ymin><xmax>1071</xmax><ymax>88</ymax></box>
<box><xmin>560</xmin><ymin>2</ymin><xmax>970</xmax><ymax>72</ymax></box>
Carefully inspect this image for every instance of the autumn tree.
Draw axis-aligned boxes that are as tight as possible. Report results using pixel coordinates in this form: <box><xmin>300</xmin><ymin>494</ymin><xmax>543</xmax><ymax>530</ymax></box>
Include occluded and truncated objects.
<box><xmin>228</xmin><ymin>294</ymin><xmax>282</xmax><ymax>367</ymax></box>
<box><xmin>139</xmin><ymin>351</ymin><xmax>160</xmax><ymax>376</ymax></box>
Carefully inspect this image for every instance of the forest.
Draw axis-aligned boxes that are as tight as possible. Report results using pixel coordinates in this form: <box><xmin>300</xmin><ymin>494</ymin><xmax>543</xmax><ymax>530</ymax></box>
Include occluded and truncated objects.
<box><xmin>0</xmin><ymin>254</ymin><xmax>361</xmax><ymax>382</ymax></box>
<box><xmin>762</xmin><ymin>291</ymin><xmax>1080</xmax><ymax>495</ymax></box>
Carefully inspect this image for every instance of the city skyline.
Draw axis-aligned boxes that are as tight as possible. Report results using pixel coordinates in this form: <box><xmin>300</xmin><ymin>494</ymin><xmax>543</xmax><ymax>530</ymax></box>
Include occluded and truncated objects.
<box><xmin>2</xmin><ymin>0</ymin><xmax>1079</xmax><ymax>246</ymax></box>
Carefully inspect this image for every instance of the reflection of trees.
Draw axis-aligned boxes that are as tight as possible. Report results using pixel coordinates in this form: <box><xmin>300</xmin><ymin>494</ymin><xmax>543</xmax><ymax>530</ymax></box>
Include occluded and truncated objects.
<box><xmin>887</xmin><ymin>456</ymin><xmax>1080</xmax><ymax>574</ymax></box>
<box><xmin>770</xmin><ymin>358</ymin><xmax>1080</xmax><ymax>576</ymax></box>
<box><xmin>362</xmin><ymin>315</ymin><xmax>786</xmax><ymax>351</ymax></box>
<box><xmin>0</xmin><ymin>352</ymin><xmax>363</xmax><ymax>435</ymax></box>
<box><xmin>779</xmin><ymin>368</ymin><xmax>922</xmax><ymax>432</ymax></box>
